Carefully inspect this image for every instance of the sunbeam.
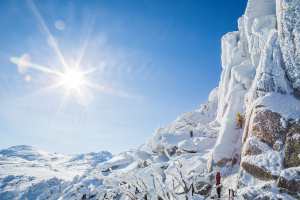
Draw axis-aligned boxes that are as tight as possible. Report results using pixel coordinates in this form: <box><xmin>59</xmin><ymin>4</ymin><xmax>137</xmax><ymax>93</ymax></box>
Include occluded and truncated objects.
<box><xmin>27</xmin><ymin>0</ymin><xmax>69</xmax><ymax>69</ymax></box>
<box><xmin>75</xmin><ymin>16</ymin><xmax>95</xmax><ymax>69</ymax></box>
<box><xmin>10</xmin><ymin>55</ymin><xmax>62</xmax><ymax>76</ymax></box>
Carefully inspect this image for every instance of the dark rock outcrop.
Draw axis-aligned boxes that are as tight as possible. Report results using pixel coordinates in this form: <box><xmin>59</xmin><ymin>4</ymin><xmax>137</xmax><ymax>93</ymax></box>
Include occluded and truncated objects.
<box><xmin>241</xmin><ymin>161</ymin><xmax>278</xmax><ymax>181</ymax></box>
<box><xmin>277</xmin><ymin>167</ymin><xmax>300</xmax><ymax>195</ymax></box>
<box><xmin>284</xmin><ymin>121</ymin><xmax>300</xmax><ymax>168</ymax></box>
<box><xmin>277</xmin><ymin>176</ymin><xmax>300</xmax><ymax>194</ymax></box>
<box><xmin>251</xmin><ymin>109</ymin><xmax>286</xmax><ymax>148</ymax></box>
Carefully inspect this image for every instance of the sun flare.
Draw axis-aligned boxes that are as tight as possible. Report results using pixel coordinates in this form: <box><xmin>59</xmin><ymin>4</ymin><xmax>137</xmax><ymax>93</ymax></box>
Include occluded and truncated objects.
<box><xmin>59</xmin><ymin>68</ymin><xmax>86</xmax><ymax>93</ymax></box>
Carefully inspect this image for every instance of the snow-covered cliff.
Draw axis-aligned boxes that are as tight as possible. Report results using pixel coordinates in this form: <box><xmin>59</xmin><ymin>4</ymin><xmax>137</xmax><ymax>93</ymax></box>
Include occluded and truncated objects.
<box><xmin>212</xmin><ymin>0</ymin><xmax>290</xmax><ymax>165</ymax></box>
<box><xmin>213</xmin><ymin>0</ymin><xmax>300</xmax><ymax>198</ymax></box>
<box><xmin>1</xmin><ymin>0</ymin><xmax>300</xmax><ymax>199</ymax></box>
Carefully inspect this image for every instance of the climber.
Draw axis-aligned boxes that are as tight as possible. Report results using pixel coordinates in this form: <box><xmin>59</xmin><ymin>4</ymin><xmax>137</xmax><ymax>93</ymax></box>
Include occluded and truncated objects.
<box><xmin>215</xmin><ymin>171</ymin><xmax>222</xmax><ymax>199</ymax></box>
<box><xmin>229</xmin><ymin>188</ymin><xmax>235</xmax><ymax>199</ymax></box>
<box><xmin>190</xmin><ymin>130</ymin><xmax>194</xmax><ymax>138</ymax></box>
<box><xmin>236</xmin><ymin>112</ymin><xmax>244</xmax><ymax>129</ymax></box>
<box><xmin>81</xmin><ymin>194</ymin><xmax>87</xmax><ymax>200</ymax></box>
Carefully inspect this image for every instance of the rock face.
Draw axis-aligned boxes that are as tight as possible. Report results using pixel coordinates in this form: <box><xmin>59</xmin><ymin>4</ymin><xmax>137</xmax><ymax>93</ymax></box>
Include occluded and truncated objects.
<box><xmin>241</xmin><ymin>161</ymin><xmax>276</xmax><ymax>181</ymax></box>
<box><xmin>240</xmin><ymin>106</ymin><xmax>300</xmax><ymax>182</ymax></box>
<box><xmin>277</xmin><ymin>167</ymin><xmax>300</xmax><ymax>194</ymax></box>
<box><xmin>284</xmin><ymin>121</ymin><xmax>300</xmax><ymax>168</ymax></box>
<box><xmin>247</xmin><ymin>108</ymin><xmax>286</xmax><ymax>148</ymax></box>
<box><xmin>277</xmin><ymin>176</ymin><xmax>300</xmax><ymax>194</ymax></box>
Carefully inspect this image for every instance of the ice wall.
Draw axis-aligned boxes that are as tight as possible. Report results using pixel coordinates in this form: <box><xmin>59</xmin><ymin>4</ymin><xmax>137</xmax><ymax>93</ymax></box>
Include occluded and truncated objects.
<box><xmin>276</xmin><ymin>0</ymin><xmax>300</xmax><ymax>96</ymax></box>
<box><xmin>211</xmin><ymin>0</ymin><xmax>293</xmax><ymax>165</ymax></box>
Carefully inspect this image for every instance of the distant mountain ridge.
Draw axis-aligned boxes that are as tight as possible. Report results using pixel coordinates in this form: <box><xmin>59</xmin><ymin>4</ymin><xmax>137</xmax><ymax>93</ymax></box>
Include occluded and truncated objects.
<box><xmin>0</xmin><ymin>145</ymin><xmax>112</xmax><ymax>199</ymax></box>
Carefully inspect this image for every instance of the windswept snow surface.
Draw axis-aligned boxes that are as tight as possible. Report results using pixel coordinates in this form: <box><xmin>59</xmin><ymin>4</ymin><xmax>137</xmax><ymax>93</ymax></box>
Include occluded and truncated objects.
<box><xmin>0</xmin><ymin>145</ymin><xmax>111</xmax><ymax>199</ymax></box>
<box><xmin>255</xmin><ymin>93</ymin><xmax>300</xmax><ymax>120</ymax></box>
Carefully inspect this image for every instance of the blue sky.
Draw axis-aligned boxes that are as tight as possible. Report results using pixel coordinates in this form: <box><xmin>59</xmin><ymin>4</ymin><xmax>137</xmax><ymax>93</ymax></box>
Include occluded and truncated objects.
<box><xmin>0</xmin><ymin>0</ymin><xmax>247</xmax><ymax>154</ymax></box>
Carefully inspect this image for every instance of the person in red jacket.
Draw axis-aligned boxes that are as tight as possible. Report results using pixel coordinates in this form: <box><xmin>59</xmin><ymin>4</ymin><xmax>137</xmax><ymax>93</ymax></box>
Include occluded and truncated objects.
<box><xmin>215</xmin><ymin>171</ymin><xmax>221</xmax><ymax>198</ymax></box>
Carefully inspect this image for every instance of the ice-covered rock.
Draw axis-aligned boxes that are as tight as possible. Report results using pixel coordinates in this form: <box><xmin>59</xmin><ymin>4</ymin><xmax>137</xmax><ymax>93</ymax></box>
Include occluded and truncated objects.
<box><xmin>211</xmin><ymin>0</ymin><xmax>299</xmax><ymax>178</ymax></box>
<box><xmin>241</xmin><ymin>150</ymin><xmax>283</xmax><ymax>180</ymax></box>
<box><xmin>238</xmin><ymin>182</ymin><xmax>297</xmax><ymax>200</ymax></box>
<box><xmin>277</xmin><ymin>0</ymin><xmax>300</xmax><ymax>96</ymax></box>
<box><xmin>244</xmin><ymin>108</ymin><xmax>286</xmax><ymax>148</ymax></box>
<box><xmin>247</xmin><ymin>30</ymin><xmax>291</xmax><ymax>102</ymax></box>
<box><xmin>242</xmin><ymin>136</ymin><xmax>272</xmax><ymax>156</ymax></box>
<box><xmin>211</xmin><ymin>0</ymin><xmax>283</xmax><ymax>166</ymax></box>
<box><xmin>277</xmin><ymin>167</ymin><xmax>300</xmax><ymax>194</ymax></box>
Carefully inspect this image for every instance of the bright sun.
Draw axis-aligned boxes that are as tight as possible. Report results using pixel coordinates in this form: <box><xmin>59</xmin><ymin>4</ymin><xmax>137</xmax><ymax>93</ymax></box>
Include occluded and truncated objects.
<box><xmin>9</xmin><ymin>0</ymin><xmax>130</xmax><ymax>106</ymax></box>
<box><xmin>59</xmin><ymin>68</ymin><xmax>86</xmax><ymax>93</ymax></box>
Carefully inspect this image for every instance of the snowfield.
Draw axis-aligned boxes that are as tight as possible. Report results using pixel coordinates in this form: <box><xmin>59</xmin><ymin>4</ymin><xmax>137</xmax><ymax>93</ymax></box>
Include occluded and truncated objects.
<box><xmin>0</xmin><ymin>145</ymin><xmax>112</xmax><ymax>199</ymax></box>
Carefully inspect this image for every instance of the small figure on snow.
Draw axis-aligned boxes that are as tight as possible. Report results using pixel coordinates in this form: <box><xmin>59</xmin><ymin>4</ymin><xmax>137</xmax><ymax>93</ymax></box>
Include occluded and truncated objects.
<box><xmin>229</xmin><ymin>188</ymin><xmax>235</xmax><ymax>199</ymax></box>
<box><xmin>190</xmin><ymin>130</ymin><xmax>194</xmax><ymax>138</ymax></box>
<box><xmin>215</xmin><ymin>171</ymin><xmax>222</xmax><ymax>198</ymax></box>
<box><xmin>81</xmin><ymin>194</ymin><xmax>87</xmax><ymax>200</ymax></box>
